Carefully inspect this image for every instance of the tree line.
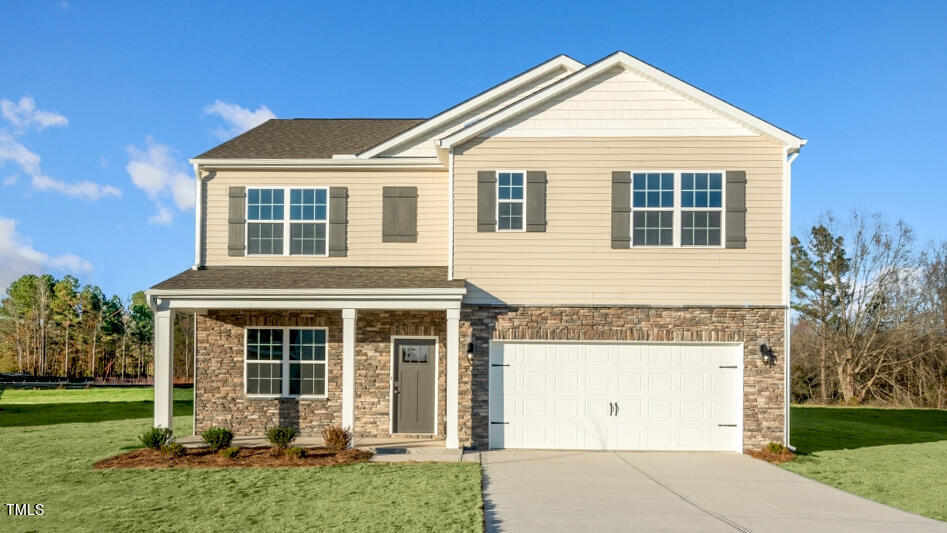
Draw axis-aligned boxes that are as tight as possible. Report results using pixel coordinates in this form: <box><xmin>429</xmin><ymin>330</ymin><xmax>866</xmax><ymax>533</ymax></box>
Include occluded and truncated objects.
<box><xmin>791</xmin><ymin>211</ymin><xmax>947</xmax><ymax>408</ymax></box>
<box><xmin>0</xmin><ymin>274</ymin><xmax>194</xmax><ymax>381</ymax></box>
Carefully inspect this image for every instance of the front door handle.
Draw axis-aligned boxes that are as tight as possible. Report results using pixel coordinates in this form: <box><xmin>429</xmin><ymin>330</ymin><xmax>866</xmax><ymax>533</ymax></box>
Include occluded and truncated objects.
<box><xmin>608</xmin><ymin>402</ymin><xmax>614</xmax><ymax>416</ymax></box>
<box><xmin>614</xmin><ymin>402</ymin><xmax>619</xmax><ymax>416</ymax></box>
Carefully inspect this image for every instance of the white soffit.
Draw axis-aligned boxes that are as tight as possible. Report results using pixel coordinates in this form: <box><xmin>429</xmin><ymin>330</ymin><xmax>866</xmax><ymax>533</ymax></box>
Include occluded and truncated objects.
<box><xmin>439</xmin><ymin>52</ymin><xmax>806</xmax><ymax>149</ymax></box>
<box><xmin>357</xmin><ymin>54</ymin><xmax>585</xmax><ymax>159</ymax></box>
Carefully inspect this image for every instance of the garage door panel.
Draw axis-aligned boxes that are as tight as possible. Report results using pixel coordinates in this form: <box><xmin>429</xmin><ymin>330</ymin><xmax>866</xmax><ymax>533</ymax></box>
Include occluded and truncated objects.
<box><xmin>489</xmin><ymin>342</ymin><xmax>743</xmax><ymax>452</ymax></box>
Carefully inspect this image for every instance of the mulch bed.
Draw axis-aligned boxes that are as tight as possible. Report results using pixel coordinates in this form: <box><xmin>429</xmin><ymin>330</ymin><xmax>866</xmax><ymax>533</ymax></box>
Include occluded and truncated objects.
<box><xmin>746</xmin><ymin>447</ymin><xmax>795</xmax><ymax>464</ymax></box>
<box><xmin>93</xmin><ymin>447</ymin><xmax>373</xmax><ymax>470</ymax></box>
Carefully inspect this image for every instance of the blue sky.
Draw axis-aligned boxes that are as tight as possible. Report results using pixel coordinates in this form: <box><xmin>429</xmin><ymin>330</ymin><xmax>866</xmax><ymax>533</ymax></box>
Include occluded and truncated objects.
<box><xmin>1</xmin><ymin>0</ymin><xmax>945</xmax><ymax>299</ymax></box>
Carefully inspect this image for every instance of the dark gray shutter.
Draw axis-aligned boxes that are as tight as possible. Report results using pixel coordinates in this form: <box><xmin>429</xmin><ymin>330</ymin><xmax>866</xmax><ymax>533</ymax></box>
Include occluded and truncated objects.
<box><xmin>382</xmin><ymin>186</ymin><xmax>418</xmax><ymax>242</ymax></box>
<box><xmin>328</xmin><ymin>187</ymin><xmax>348</xmax><ymax>257</ymax></box>
<box><xmin>526</xmin><ymin>171</ymin><xmax>547</xmax><ymax>232</ymax></box>
<box><xmin>725</xmin><ymin>171</ymin><xmax>747</xmax><ymax>249</ymax></box>
<box><xmin>227</xmin><ymin>186</ymin><xmax>246</xmax><ymax>257</ymax></box>
<box><xmin>611</xmin><ymin>171</ymin><xmax>631</xmax><ymax>249</ymax></box>
<box><xmin>477</xmin><ymin>171</ymin><xmax>497</xmax><ymax>232</ymax></box>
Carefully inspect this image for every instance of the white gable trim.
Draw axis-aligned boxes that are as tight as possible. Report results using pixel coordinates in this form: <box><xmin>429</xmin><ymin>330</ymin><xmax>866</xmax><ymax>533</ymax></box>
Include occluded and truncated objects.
<box><xmin>357</xmin><ymin>55</ymin><xmax>584</xmax><ymax>159</ymax></box>
<box><xmin>438</xmin><ymin>52</ymin><xmax>805</xmax><ymax>150</ymax></box>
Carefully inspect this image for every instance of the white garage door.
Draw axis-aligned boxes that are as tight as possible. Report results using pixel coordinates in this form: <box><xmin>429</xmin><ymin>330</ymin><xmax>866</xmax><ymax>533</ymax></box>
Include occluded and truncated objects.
<box><xmin>488</xmin><ymin>342</ymin><xmax>743</xmax><ymax>452</ymax></box>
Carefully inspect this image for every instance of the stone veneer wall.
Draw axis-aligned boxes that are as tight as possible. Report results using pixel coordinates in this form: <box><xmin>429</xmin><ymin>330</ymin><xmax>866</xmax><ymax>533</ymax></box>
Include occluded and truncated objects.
<box><xmin>195</xmin><ymin>310</ymin><xmax>447</xmax><ymax>438</ymax></box>
<box><xmin>457</xmin><ymin>306</ymin><xmax>786</xmax><ymax>451</ymax></box>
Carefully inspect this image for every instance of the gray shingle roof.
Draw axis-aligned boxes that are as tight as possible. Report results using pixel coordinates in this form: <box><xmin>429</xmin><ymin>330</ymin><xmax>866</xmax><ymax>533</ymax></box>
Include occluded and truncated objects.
<box><xmin>151</xmin><ymin>266</ymin><xmax>464</xmax><ymax>291</ymax></box>
<box><xmin>194</xmin><ymin>118</ymin><xmax>425</xmax><ymax>159</ymax></box>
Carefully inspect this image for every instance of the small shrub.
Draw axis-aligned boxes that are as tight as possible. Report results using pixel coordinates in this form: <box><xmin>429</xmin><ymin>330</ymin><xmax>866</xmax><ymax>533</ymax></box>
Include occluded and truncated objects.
<box><xmin>767</xmin><ymin>442</ymin><xmax>786</xmax><ymax>455</ymax></box>
<box><xmin>265</xmin><ymin>425</ymin><xmax>296</xmax><ymax>449</ymax></box>
<box><xmin>285</xmin><ymin>446</ymin><xmax>307</xmax><ymax>459</ymax></box>
<box><xmin>201</xmin><ymin>426</ymin><xmax>234</xmax><ymax>451</ymax></box>
<box><xmin>161</xmin><ymin>442</ymin><xmax>186</xmax><ymax>458</ymax></box>
<box><xmin>322</xmin><ymin>425</ymin><xmax>353</xmax><ymax>451</ymax></box>
<box><xmin>219</xmin><ymin>446</ymin><xmax>240</xmax><ymax>459</ymax></box>
<box><xmin>139</xmin><ymin>427</ymin><xmax>174</xmax><ymax>450</ymax></box>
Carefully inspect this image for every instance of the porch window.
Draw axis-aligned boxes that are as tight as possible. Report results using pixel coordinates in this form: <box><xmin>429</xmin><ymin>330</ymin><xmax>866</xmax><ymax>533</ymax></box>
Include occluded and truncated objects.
<box><xmin>245</xmin><ymin>327</ymin><xmax>328</xmax><ymax>397</ymax></box>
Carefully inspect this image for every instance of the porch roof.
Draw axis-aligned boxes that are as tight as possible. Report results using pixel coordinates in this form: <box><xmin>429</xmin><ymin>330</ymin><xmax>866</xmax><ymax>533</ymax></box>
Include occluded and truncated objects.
<box><xmin>152</xmin><ymin>266</ymin><xmax>465</xmax><ymax>291</ymax></box>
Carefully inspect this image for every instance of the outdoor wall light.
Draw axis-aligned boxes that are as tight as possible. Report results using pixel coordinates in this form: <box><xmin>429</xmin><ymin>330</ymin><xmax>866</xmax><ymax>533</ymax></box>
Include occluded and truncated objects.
<box><xmin>759</xmin><ymin>343</ymin><xmax>776</xmax><ymax>366</ymax></box>
<box><xmin>466</xmin><ymin>342</ymin><xmax>474</xmax><ymax>361</ymax></box>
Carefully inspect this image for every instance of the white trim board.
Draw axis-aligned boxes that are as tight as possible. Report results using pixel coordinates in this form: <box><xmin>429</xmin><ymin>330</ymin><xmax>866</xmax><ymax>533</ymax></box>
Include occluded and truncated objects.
<box><xmin>357</xmin><ymin>55</ymin><xmax>584</xmax><ymax>159</ymax></box>
<box><xmin>438</xmin><ymin>51</ymin><xmax>805</xmax><ymax>150</ymax></box>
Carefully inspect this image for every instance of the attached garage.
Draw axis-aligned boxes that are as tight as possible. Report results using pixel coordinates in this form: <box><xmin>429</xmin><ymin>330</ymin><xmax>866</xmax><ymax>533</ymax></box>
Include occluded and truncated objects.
<box><xmin>488</xmin><ymin>341</ymin><xmax>743</xmax><ymax>452</ymax></box>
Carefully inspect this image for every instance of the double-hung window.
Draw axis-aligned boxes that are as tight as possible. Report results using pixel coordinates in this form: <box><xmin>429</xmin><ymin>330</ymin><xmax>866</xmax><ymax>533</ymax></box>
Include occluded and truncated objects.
<box><xmin>497</xmin><ymin>171</ymin><xmax>525</xmax><ymax>231</ymax></box>
<box><xmin>246</xmin><ymin>327</ymin><xmax>328</xmax><ymax>397</ymax></box>
<box><xmin>247</xmin><ymin>187</ymin><xmax>328</xmax><ymax>255</ymax></box>
<box><xmin>631</xmin><ymin>172</ymin><xmax>674</xmax><ymax>246</ymax></box>
<box><xmin>247</xmin><ymin>188</ymin><xmax>284</xmax><ymax>255</ymax></box>
<box><xmin>680</xmin><ymin>172</ymin><xmax>723</xmax><ymax>246</ymax></box>
<box><xmin>629</xmin><ymin>171</ymin><xmax>725</xmax><ymax>248</ymax></box>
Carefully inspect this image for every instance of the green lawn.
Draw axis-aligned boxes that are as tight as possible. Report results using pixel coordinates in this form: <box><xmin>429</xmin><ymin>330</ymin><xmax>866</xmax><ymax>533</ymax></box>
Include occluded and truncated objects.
<box><xmin>785</xmin><ymin>405</ymin><xmax>947</xmax><ymax>521</ymax></box>
<box><xmin>0</xmin><ymin>388</ymin><xmax>483</xmax><ymax>532</ymax></box>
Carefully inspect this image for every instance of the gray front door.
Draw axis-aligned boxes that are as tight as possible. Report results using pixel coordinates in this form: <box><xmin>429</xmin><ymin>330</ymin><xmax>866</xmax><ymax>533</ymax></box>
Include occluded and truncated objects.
<box><xmin>393</xmin><ymin>338</ymin><xmax>436</xmax><ymax>434</ymax></box>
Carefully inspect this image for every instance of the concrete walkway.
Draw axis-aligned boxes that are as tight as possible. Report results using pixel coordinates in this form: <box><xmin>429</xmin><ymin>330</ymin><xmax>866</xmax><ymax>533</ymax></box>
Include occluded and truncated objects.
<box><xmin>481</xmin><ymin>450</ymin><xmax>947</xmax><ymax>533</ymax></box>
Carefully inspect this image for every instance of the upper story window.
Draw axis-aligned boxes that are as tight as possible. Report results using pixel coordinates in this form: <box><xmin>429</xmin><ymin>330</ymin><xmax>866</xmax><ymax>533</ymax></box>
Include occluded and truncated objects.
<box><xmin>630</xmin><ymin>171</ymin><xmax>725</xmax><ymax>248</ymax></box>
<box><xmin>632</xmin><ymin>172</ymin><xmax>674</xmax><ymax>246</ymax></box>
<box><xmin>681</xmin><ymin>172</ymin><xmax>723</xmax><ymax>246</ymax></box>
<box><xmin>247</xmin><ymin>187</ymin><xmax>328</xmax><ymax>256</ymax></box>
<box><xmin>497</xmin><ymin>171</ymin><xmax>525</xmax><ymax>231</ymax></box>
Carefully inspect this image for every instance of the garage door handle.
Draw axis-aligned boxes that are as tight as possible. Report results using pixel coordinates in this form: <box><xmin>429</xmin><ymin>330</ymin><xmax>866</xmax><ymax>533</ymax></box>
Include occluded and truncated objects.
<box><xmin>718</xmin><ymin>424</ymin><xmax>737</xmax><ymax>427</ymax></box>
<box><xmin>719</xmin><ymin>365</ymin><xmax>738</xmax><ymax>369</ymax></box>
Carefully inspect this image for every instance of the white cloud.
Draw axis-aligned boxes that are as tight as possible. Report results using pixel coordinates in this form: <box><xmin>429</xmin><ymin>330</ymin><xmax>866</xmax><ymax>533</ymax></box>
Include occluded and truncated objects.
<box><xmin>126</xmin><ymin>138</ymin><xmax>194</xmax><ymax>225</ymax></box>
<box><xmin>31</xmin><ymin>174</ymin><xmax>121</xmax><ymax>200</ymax></box>
<box><xmin>203</xmin><ymin>100</ymin><xmax>275</xmax><ymax>140</ymax></box>
<box><xmin>0</xmin><ymin>98</ymin><xmax>121</xmax><ymax>201</ymax></box>
<box><xmin>0</xmin><ymin>217</ymin><xmax>91</xmax><ymax>291</ymax></box>
<box><xmin>59</xmin><ymin>1</ymin><xmax>70</xmax><ymax>10</ymax></box>
<box><xmin>1</xmin><ymin>96</ymin><xmax>68</xmax><ymax>132</ymax></box>
<box><xmin>0</xmin><ymin>132</ymin><xmax>121</xmax><ymax>201</ymax></box>
<box><xmin>3</xmin><ymin>175</ymin><xmax>17</xmax><ymax>186</ymax></box>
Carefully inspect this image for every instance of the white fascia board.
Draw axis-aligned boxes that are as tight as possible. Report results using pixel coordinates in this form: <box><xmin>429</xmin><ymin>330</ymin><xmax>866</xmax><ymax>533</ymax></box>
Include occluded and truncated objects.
<box><xmin>147</xmin><ymin>287</ymin><xmax>467</xmax><ymax>298</ymax></box>
<box><xmin>355</xmin><ymin>55</ymin><xmax>585</xmax><ymax>159</ymax></box>
<box><xmin>145</xmin><ymin>287</ymin><xmax>466</xmax><ymax>311</ymax></box>
<box><xmin>439</xmin><ymin>51</ymin><xmax>806</xmax><ymax>150</ymax></box>
<box><xmin>187</xmin><ymin>157</ymin><xmax>445</xmax><ymax>170</ymax></box>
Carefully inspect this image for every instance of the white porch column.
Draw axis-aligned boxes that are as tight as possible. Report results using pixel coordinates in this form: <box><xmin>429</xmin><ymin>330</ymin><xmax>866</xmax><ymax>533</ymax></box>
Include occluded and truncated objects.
<box><xmin>446</xmin><ymin>307</ymin><xmax>460</xmax><ymax>449</ymax></box>
<box><xmin>341</xmin><ymin>308</ymin><xmax>357</xmax><ymax>441</ymax></box>
<box><xmin>153</xmin><ymin>305</ymin><xmax>174</xmax><ymax>429</ymax></box>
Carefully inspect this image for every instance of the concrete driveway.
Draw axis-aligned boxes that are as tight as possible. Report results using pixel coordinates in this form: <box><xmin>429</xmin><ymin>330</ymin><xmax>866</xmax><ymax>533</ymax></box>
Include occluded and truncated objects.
<box><xmin>481</xmin><ymin>450</ymin><xmax>947</xmax><ymax>533</ymax></box>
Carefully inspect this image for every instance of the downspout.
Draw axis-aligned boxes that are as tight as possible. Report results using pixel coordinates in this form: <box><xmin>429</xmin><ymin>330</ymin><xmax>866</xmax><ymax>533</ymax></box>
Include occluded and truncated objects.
<box><xmin>447</xmin><ymin>147</ymin><xmax>455</xmax><ymax>280</ymax></box>
<box><xmin>192</xmin><ymin>311</ymin><xmax>197</xmax><ymax>436</ymax></box>
<box><xmin>192</xmin><ymin>163</ymin><xmax>202</xmax><ymax>270</ymax></box>
<box><xmin>784</xmin><ymin>147</ymin><xmax>800</xmax><ymax>451</ymax></box>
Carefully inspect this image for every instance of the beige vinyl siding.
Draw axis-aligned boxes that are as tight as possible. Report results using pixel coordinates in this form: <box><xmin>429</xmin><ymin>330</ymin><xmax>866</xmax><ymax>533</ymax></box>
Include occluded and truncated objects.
<box><xmin>453</xmin><ymin>136</ymin><xmax>785</xmax><ymax>306</ymax></box>
<box><xmin>486</xmin><ymin>66</ymin><xmax>757</xmax><ymax>139</ymax></box>
<box><xmin>203</xmin><ymin>169</ymin><xmax>447</xmax><ymax>266</ymax></box>
<box><xmin>380</xmin><ymin>66</ymin><xmax>573</xmax><ymax>158</ymax></box>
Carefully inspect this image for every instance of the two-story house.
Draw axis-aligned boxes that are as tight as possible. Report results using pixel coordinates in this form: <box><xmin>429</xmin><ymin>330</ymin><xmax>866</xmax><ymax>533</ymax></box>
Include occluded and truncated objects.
<box><xmin>147</xmin><ymin>51</ymin><xmax>804</xmax><ymax>452</ymax></box>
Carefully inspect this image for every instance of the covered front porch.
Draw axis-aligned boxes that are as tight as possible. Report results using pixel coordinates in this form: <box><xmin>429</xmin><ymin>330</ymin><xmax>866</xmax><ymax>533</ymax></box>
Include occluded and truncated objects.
<box><xmin>146</xmin><ymin>266</ymin><xmax>467</xmax><ymax>449</ymax></box>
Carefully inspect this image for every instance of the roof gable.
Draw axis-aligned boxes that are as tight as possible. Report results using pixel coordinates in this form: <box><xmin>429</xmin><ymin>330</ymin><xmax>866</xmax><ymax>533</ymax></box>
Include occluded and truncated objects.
<box><xmin>358</xmin><ymin>54</ymin><xmax>584</xmax><ymax>159</ymax></box>
<box><xmin>439</xmin><ymin>52</ymin><xmax>805</xmax><ymax>149</ymax></box>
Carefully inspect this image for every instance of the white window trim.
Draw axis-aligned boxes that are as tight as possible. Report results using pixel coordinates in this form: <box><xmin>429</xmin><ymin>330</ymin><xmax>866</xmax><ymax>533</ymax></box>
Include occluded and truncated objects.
<box><xmin>389</xmin><ymin>335</ymin><xmax>440</xmax><ymax>436</ymax></box>
<box><xmin>629</xmin><ymin>170</ymin><xmax>726</xmax><ymax>249</ymax></box>
<box><xmin>245</xmin><ymin>186</ymin><xmax>330</xmax><ymax>257</ymax></box>
<box><xmin>244</xmin><ymin>326</ymin><xmax>330</xmax><ymax>399</ymax></box>
<box><xmin>495</xmin><ymin>170</ymin><xmax>527</xmax><ymax>232</ymax></box>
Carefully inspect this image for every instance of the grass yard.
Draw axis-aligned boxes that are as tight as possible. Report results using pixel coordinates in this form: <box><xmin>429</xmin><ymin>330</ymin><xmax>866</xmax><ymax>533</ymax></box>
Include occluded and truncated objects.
<box><xmin>785</xmin><ymin>405</ymin><xmax>947</xmax><ymax>521</ymax></box>
<box><xmin>0</xmin><ymin>388</ymin><xmax>483</xmax><ymax>532</ymax></box>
